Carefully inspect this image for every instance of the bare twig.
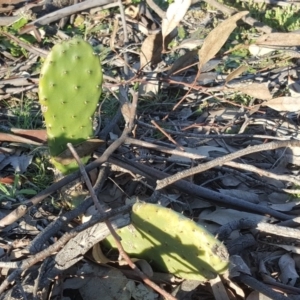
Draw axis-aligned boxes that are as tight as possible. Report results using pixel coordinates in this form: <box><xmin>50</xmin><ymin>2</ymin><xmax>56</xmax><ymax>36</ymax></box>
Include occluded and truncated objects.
<box><xmin>126</xmin><ymin>137</ymin><xmax>300</xmax><ymax>188</ymax></box>
<box><xmin>150</xmin><ymin>120</ymin><xmax>185</xmax><ymax>150</ymax></box>
<box><xmin>279</xmin><ymin>217</ymin><xmax>300</xmax><ymax>228</ymax></box>
<box><xmin>136</xmin><ymin>120</ymin><xmax>290</xmax><ymax>140</ymax></box>
<box><xmin>105</xmin><ymin>155</ymin><xmax>292</xmax><ymax>220</ymax></box>
<box><xmin>223</xmin><ymin>161</ymin><xmax>300</xmax><ymax>188</ymax></box>
<box><xmin>218</xmin><ymin>166</ymin><xmax>300</xmax><ymax>194</ymax></box>
<box><xmin>0</xmin><ymin>205</ymin><xmax>27</xmax><ymax>229</ymax></box>
<box><xmin>156</xmin><ymin>140</ymin><xmax>300</xmax><ymax>190</ymax></box>
<box><xmin>23</xmin><ymin>0</ymin><xmax>114</xmax><ymax>30</ymax></box>
<box><xmin>0</xmin><ymin>31</ymin><xmax>48</xmax><ymax>57</ymax></box>
<box><xmin>118</xmin><ymin>0</ymin><xmax>130</xmax><ymax>78</ymax></box>
<box><xmin>257</xmin><ymin>222</ymin><xmax>300</xmax><ymax>239</ymax></box>
<box><xmin>67</xmin><ymin>143</ymin><xmax>108</xmax><ymax>215</ymax></box>
<box><xmin>245</xmin><ymin>0</ymin><xmax>294</xmax><ymax>6</ymax></box>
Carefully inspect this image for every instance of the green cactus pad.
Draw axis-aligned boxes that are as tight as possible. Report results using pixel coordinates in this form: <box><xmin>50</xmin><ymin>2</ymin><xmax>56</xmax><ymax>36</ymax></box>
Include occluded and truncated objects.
<box><xmin>39</xmin><ymin>38</ymin><xmax>102</xmax><ymax>174</ymax></box>
<box><xmin>105</xmin><ymin>202</ymin><xmax>229</xmax><ymax>281</ymax></box>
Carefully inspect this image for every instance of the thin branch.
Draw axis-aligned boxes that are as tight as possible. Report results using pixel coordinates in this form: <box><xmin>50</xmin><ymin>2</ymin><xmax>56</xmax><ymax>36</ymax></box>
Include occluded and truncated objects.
<box><xmin>257</xmin><ymin>222</ymin><xmax>300</xmax><ymax>239</ymax></box>
<box><xmin>126</xmin><ymin>137</ymin><xmax>300</xmax><ymax>188</ymax></box>
<box><xmin>23</xmin><ymin>0</ymin><xmax>114</xmax><ymax>29</ymax></box>
<box><xmin>136</xmin><ymin>120</ymin><xmax>290</xmax><ymax>140</ymax></box>
<box><xmin>118</xmin><ymin>0</ymin><xmax>130</xmax><ymax>78</ymax></box>
<box><xmin>0</xmin><ymin>205</ymin><xmax>27</xmax><ymax>229</ymax></box>
<box><xmin>151</xmin><ymin>120</ymin><xmax>185</xmax><ymax>150</ymax></box>
<box><xmin>156</xmin><ymin>140</ymin><xmax>300</xmax><ymax>190</ymax></box>
<box><xmin>0</xmin><ymin>31</ymin><xmax>48</xmax><ymax>57</ymax></box>
<box><xmin>106</xmin><ymin>155</ymin><xmax>292</xmax><ymax>220</ymax></box>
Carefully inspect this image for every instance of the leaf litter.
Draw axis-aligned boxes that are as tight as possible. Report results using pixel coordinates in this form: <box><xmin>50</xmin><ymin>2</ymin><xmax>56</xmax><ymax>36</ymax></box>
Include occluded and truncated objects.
<box><xmin>0</xmin><ymin>0</ymin><xmax>300</xmax><ymax>299</ymax></box>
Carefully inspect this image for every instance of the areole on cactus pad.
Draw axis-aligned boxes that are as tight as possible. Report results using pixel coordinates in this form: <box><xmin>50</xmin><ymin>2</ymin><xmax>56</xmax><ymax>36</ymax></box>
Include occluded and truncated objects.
<box><xmin>38</xmin><ymin>38</ymin><xmax>103</xmax><ymax>174</ymax></box>
<box><xmin>104</xmin><ymin>202</ymin><xmax>229</xmax><ymax>281</ymax></box>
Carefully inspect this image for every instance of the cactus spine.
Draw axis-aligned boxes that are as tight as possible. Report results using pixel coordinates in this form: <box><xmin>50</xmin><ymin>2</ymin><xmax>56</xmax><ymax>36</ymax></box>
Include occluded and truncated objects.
<box><xmin>39</xmin><ymin>38</ymin><xmax>102</xmax><ymax>174</ymax></box>
<box><xmin>105</xmin><ymin>202</ymin><xmax>229</xmax><ymax>281</ymax></box>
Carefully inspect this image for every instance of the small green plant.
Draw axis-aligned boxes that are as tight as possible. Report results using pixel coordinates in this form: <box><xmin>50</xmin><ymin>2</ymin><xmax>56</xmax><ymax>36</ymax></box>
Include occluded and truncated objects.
<box><xmin>229</xmin><ymin>92</ymin><xmax>252</xmax><ymax>105</ymax></box>
<box><xmin>0</xmin><ymin>174</ymin><xmax>36</xmax><ymax>202</ymax></box>
<box><xmin>264</xmin><ymin>5</ymin><xmax>300</xmax><ymax>31</ymax></box>
<box><xmin>25</xmin><ymin>153</ymin><xmax>54</xmax><ymax>190</ymax></box>
<box><xmin>7</xmin><ymin>98</ymin><xmax>41</xmax><ymax>129</ymax></box>
<box><xmin>229</xmin><ymin>0</ymin><xmax>300</xmax><ymax>31</ymax></box>
<box><xmin>10</xmin><ymin>17</ymin><xmax>28</xmax><ymax>31</ymax></box>
<box><xmin>0</xmin><ymin>16</ymin><xmax>37</xmax><ymax>59</ymax></box>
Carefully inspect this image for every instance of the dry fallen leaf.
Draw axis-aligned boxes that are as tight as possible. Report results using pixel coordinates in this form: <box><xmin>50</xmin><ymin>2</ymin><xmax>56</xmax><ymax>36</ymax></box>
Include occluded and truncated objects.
<box><xmin>174</xmin><ymin>38</ymin><xmax>204</xmax><ymax>50</ymax></box>
<box><xmin>255</xmin><ymin>33</ymin><xmax>300</xmax><ymax>47</ymax></box>
<box><xmin>198</xmin><ymin>11</ymin><xmax>248</xmax><ymax>72</ymax></box>
<box><xmin>167</xmin><ymin>49</ymin><xmax>198</xmax><ymax>76</ymax></box>
<box><xmin>262</xmin><ymin>96</ymin><xmax>300</xmax><ymax>112</ymax></box>
<box><xmin>140</xmin><ymin>33</ymin><xmax>163</xmax><ymax>67</ymax></box>
<box><xmin>10</xmin><ymin>128</ymin><xmax>47</xmax><ymax>143</ymax></box>
<box><xmin>140</xmin><ymin>30</ymin><xmax>177</xmax><ymax>67</ymax></box>
<box><xmin>161</xmin><ymin>0</ymin><xmax>191</xmax><ymax>52</ymax></box>
<box><xmin>278</xmin><ymin>253</ymin><xmax>299</xmax><ymax>286</ymax></box>
<box><xmin>0</xmin><ymin>132</ymin><xmax>42</xmax><ymax>145</ymax></box>
<box><xmin>121</xmin><ymin>102</ymin><xmax>132</xmax><ymax>124</ymax></box>
<box><xmin>138</xmin><ymin>72</ymin><xmax>159</xmax><ymax>97</ymax></box>
<box><xmin>225</xmin><ymin>65</ymin><xmax>248</xmax><ymax>85</ymax></box>
<box><xmin>201</xmin><ymin>208</ymin><xmax>268</xmax><ymax>225</ymax></box>
<box><xmin>0</xmin><ymin>154</ymin><xmax>33</xmax><ymax>174</ymax></box>
<box><xmin>232</xmin><ymin>83</ymin><xmax>272</xmax><ymax>100</ymax></box>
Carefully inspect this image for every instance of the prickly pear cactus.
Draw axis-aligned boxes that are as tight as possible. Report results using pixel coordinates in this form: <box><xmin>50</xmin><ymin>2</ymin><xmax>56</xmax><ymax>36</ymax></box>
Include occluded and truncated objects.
<box><xmin>39</xmin><ymin>38</ymin><xmax>102</xmax><ymax>174</ymax></box>
<box><xmin>104</xmin><ymin>202</ymin><xmax>229</xmax><ymax>281</ymax></box>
